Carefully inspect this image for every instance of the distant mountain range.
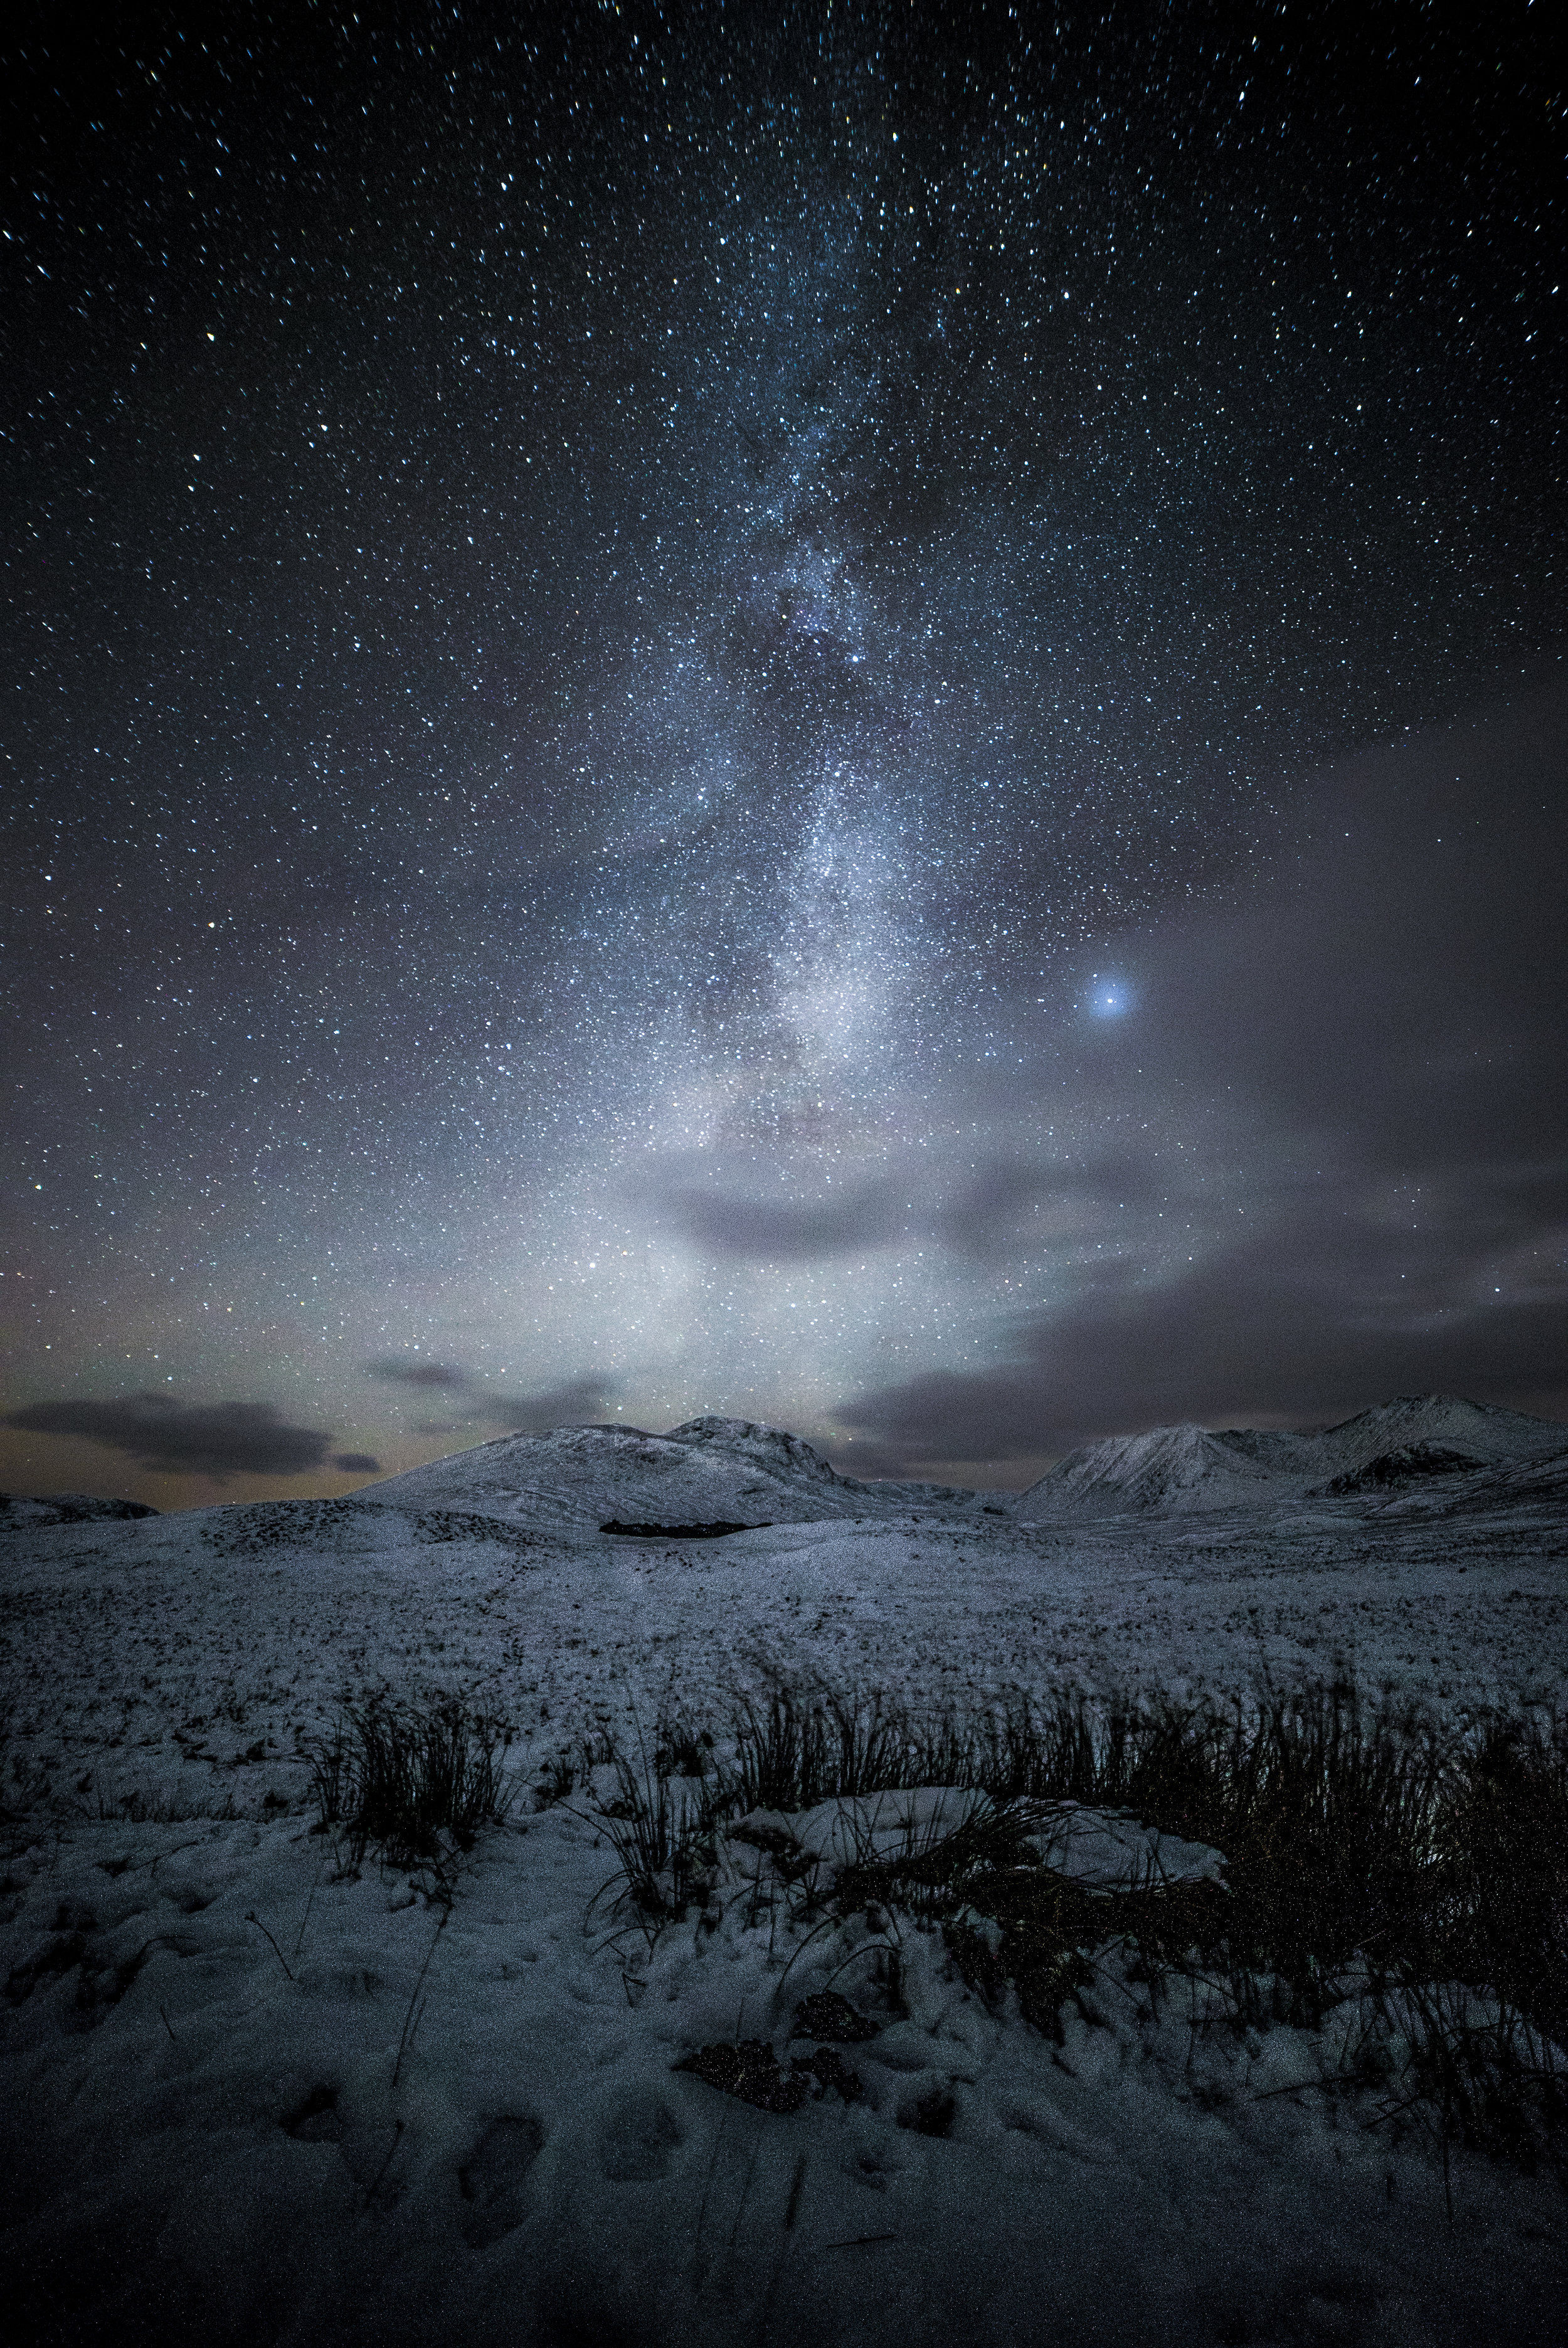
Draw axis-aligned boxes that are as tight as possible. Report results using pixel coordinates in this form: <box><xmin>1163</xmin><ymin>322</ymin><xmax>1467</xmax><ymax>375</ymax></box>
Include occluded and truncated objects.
<box><xmin>1013</xmin><ymin>1396</ymin><xmax>1568</xmax><ymax>1518</ymax></box>
<box><xmin>6</xmin><ymin>1396</ymin><xmax>1564</xmax><ymax>1533</ymax></box>
<box><xmin>364</xmin><ymin>1393</ymin><xmax>1568</xmax><ymax>1530</ymax></box>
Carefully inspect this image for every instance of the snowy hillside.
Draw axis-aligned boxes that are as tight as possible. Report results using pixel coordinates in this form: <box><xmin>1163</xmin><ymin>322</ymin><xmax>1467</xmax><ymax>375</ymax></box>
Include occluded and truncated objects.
<box><xmin>1018</xmin><ymin>1394</ymin><xmax>1568</xmax><ymax>1517</ymax></box>
<box><xmin>367</xmin><ymin>1415</ymin><xmax>1008</xmax><ymax>1530</ymax></box>
<box><xmin>1291</xmin><ymin>1394</ymin><xmax>1568</xmax><ymax>1477</ymax></box>
<box><xmin>0</xmin><ymin>1490</ymin><xmax>159</xmax><ymax>1529</ymax></box>
<box><xmin>1016</xmin><ymin>1423</ymin><xmax>1279</xmax><ymax>1515</ymax></box>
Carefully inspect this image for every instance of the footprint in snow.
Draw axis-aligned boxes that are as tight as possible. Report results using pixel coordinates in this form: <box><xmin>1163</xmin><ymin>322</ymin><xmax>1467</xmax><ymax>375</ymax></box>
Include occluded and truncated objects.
<box><xmin>459</xmin><ymin>2113</ymin><xmax>547</xmax><ymax>2249</ymax></box>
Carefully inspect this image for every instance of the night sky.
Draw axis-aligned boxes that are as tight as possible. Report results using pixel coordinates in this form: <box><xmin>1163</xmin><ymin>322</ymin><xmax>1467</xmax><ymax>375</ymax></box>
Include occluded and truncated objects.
<box><xmin>4</xmin><ymin>1</ymin><xmax>1564</xmax><ymax>1507</ymax></box>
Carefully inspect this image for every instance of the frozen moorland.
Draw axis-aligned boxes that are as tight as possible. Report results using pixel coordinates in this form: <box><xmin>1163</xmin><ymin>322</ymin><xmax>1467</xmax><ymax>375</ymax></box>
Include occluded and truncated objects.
<box><xmin>2</xmin><ymin>1395</ymin><xmax>1565</xmax><ymax>2347</ymax></box>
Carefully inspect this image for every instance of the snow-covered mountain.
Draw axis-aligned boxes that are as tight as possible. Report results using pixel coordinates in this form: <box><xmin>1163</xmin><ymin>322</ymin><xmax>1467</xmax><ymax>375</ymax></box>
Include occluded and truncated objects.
<box><xmin>1016</xmin><ymin>1394</ymin><xmax>1568</xmax><ymax>1517</ymax></box>
<box><xmin>1274</xmin><ymin>1393</ymin><xmax>1567</xmax><ymax>1480</ymax></box>
<box><xmin>1015</xmin><ymin>1424</ymin><xmax>1278</xmax><ymax>1516</ymax></box>
<box><xmin>364</xmin><ymin>1415</ymin><xmax>1007</xmax><ymax>1532</ymax></box>
<box><xmin>4</xmin><ymin>1397</ymin><xmax>1561</xmax><ymax>1538</ymax></box>
<box><xmin>376</xmin><ymin>1394</ymin><xmax>1568</xmax><ymax>1538</ymax></box>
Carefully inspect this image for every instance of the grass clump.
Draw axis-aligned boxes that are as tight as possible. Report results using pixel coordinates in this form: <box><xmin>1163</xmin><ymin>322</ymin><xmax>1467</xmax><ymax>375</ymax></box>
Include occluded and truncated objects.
<box><xmin>721</xmin><ymin>1686</ymin><xmax>911</xmax><ymax>1812</ymax></box>
<box><xmin>582</xmin><ymin>1676</ymin><xmax>1567</xmax><ymax>2175</ymax></box>
<box><xmin>319</xmin><ymin>1672</ymin><xmax>1560</xmax><ymax>2175</ymax></box>
<box><xmin>586</xmin><ymin>1746</ymin><xmax>727</xmax><ymax>1948</ymax></box>
<box><xmin>310</xmin><ymin>1698</ymin><xmax>513</xmax><ymax>1868</ymax></box>
<box><xmin>953</xmin><ymin>1688</ymin><xmax>1568</xmax><ymax>2171</ymax></box>
<box><xmin>1438</xmin><ymin>1717</ymin><xmax>1568</xmax><ymax>2054</ymax></box>
<box><xmin>1108</xmin><ymin>1689</ymin><xmax>1450</xmax><ymax>2021</ymax></box>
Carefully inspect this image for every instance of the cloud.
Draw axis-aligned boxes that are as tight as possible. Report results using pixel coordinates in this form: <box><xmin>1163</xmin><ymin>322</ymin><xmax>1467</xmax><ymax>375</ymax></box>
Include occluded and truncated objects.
<box><xmin>840</xmin><ymin>698</ymin><xmax>1568</xmax><ymax>1477</ymax></box>
<box><xmin>3</xmin><ymin>1395</ymin><xmax>340</xmax><ymax>1480</ymax></box>
<box><xmin>842</xmin><ymin>1213</ymin><xmax>1568</xmax><ymax>1477</ymax></box>
<box><xmin>475</xmin><ymin>1374</ymin><xmax>615</xmax><ymax>1432</ymax></box>
<box><xmin>332</xmin><ymin>1452</ymin><xmax>381</xmax><ymax>1474</ymax></box>
<box><xmin>366</xmin><ymin>1357</ymin><xmax>612</xmax><ymax>1432</ymax></box>
<box><xmin>929</xmin><ymin>1157</ymin><xmax>1176</xmax><ymax>1264</ymax></box>
<box><xmin>662</xmin><ymin>1178</ymin><xmax>908</xmax><ymax>1260</ymax></box>
<box><xmin>659</xmin><ymin>1157</ymin><xmax>1169</xmax><ymax>1269</ymax></box>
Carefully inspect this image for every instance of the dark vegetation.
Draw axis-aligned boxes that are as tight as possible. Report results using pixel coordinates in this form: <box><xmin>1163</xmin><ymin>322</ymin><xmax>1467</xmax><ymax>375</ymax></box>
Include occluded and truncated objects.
<box><xmin>0</xmin><ymin>1492</ymin><xmax>157</xmax><ymax>1524</ymax></box>
<box><xmin>674</xmin><ymin>2036</ymin><xmax>863</xmax><ymax>2111</ymax></box>
<box><xmin>198</xmin><ymin>1501</ymin><xmax>543</xmax><ymax>1557</ymax></box>
<box><xmin>309</xmin><ymin>1680</ymin><xmax>1568</xmax><ymax>2175</ymax></box>
<box><xmin>600</xmin><ymin>1519</ymin><xmax>768</xmax><ymax>1538</ymax></box>
<box><xmin>310</xmin><ymin>1699</ymin><xmax>513</xmax><ymax>1868</ymax></box>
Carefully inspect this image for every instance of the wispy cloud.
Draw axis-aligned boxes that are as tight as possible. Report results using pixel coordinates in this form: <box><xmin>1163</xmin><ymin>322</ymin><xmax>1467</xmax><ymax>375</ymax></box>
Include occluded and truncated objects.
<box><xmin>365</xmin><ymin>1359</ymin><xmax>614</xmax><ymax>1433</ymax></box>
<box><xmin>662</xmin><ymin>1178</ymin><xmax>908</xmax><ymax>1260</ymax></box>
<box><xmin>485</xmin><ymin>1374</ymin><xmax>615</xmax><ymax>1430</ymax></box>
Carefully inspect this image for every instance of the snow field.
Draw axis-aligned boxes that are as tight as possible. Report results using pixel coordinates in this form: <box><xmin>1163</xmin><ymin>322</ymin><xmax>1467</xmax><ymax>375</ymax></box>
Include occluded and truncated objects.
<box><xmin>3</xmin><ymin>1500</ymin><xmax>1564</xmax><ymax>1822</ymax></box>
<box><xmin>4</xmin><ymin>1798</ymin><xmax>1565</xmax><ymax>2348</ymax></box>
<box><xmin>3</xmin><ymin>1399</ymin><xmax>1566</xmax><ymax>2347</ymax></box>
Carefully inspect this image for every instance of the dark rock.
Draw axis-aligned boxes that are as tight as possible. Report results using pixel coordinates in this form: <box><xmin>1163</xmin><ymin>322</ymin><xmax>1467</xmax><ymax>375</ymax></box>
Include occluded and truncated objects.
<box><xmin>1324</xmin><ymin>1444</ymin><xmax>1485</xmax><ymax>1495</ymax></box>
<box><xmin>674</xmin><ymin>2039</ymin><xmax>811</xmax><ymax>2112</ymax></box>
<box><xmin>803</xmin><ymin>2046</ymin><xmax>863</xmax><ymax>2101</ymax></box>
<box><xmin>792</xmin><ymin>1990</ymin><xmax>879</xmax><ymax>2042</ymax></box>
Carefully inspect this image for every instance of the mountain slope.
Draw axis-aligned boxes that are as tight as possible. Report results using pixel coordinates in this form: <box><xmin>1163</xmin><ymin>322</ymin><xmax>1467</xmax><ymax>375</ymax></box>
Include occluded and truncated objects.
<box><xmin>362</xmin><ymin>1417</ymin><xmax>998</xmax><ymax>1531</ymax></box>
<box><xmin>1017</xmin><ymin>1396</ymin><xmax>1567</xmax><ymax>1518</ymax></box>
<box><xmin>1017</xmin><ymin>1425</ymin><xmax>1278</xmax><ymax>1516</ymax></box>
<box><xmin>1300</xmin><ymin>1395</ymin><xmax>1568</xmax><ymax>1479</ymax></box>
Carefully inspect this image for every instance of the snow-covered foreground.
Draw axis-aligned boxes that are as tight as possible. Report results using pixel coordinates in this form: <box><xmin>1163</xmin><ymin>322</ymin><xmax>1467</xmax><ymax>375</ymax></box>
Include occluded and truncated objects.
<box><xmin>3</xmin><ymin>1401</ymin><xmax>1566</xmax><ymax>2345</ymax></box>
<box><xmin>5</xmin><ymin>1799</ymin><xmax>1565</xmax><ymax>2348</ymax></box>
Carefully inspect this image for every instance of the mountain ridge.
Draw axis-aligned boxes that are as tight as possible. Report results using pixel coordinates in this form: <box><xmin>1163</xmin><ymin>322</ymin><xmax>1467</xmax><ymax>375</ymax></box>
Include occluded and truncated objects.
<box><xmin>1015</xmin><ymin>1394</ymin><xmax>1568</xmax><ymax>1517</ymax></box>
<box><xmin>8</xmin><ymin>1396</ymin><xmax>1559</xmax><ymax>1531</ymax></box>
<box><xmin>358</xmin><ymin>1392</ymin><xmax>1567</xmax><ymax>1530</ymax></box>
<box><xmin>365</xmin><ymin>1415</ymin><xmax>1011</xmax><ymax>1531</ymax></box>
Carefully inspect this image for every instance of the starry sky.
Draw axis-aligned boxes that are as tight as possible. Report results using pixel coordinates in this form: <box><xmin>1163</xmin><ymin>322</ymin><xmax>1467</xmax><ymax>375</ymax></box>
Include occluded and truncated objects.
<box><xmin>4</xmin><ymin>0</ymin><xmax>1565</xmax><ymax>1506</ymax></box>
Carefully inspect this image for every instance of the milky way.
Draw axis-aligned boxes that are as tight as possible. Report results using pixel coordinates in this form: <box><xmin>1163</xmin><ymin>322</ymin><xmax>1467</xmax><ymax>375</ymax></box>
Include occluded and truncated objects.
<box><xmin>5</xmin><ymin>4</ymin><xmax>1565</xmax><ymax>1501</ymax></box>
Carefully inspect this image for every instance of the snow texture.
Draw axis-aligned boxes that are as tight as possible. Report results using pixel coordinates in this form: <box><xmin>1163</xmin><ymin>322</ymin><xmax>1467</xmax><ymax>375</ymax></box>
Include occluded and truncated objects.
<box><xmin>3</xmin><ymin>1396</ymin><xmax>1566</xmax><ymax>2345</ymax></box>
<box><xmin>733</xmin><ymin>1789</ymin><xmax>1226</xmax><ymax>1890</ymax></box>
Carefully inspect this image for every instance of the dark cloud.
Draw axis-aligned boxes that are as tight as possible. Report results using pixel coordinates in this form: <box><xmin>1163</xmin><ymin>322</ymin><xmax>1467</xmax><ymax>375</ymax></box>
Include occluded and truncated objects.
<box><xmin>475</xmin><ymin>1375</ymin><xmax>615</xmax><ymax>1432</ymax></box>
<box><xmin>662</xmin><ymin>1160</ymin><xmax>1157</xmax><ymax>1265</ymax></box>
<box><xmin>364</xmin><ymin>1359</ymin><xmax>469</xmax><ymax>1389</ymax></box>
<box><xmin>927</xmin><ymin>1157</ymin><xmax>1177</xmax><ymax>1264</ymax></box>
<box><xmin>3</xmin><ymin>1396</ymin><xmax>339</xmax><ymax>1480</ymax></box>
<box><xmin>843</xmin><ymin>1209</ymin><xmax>1568</xmax><ymax>1476</ymax></box>
<box><xmin>332</xmin><ymin>1452</ymin><xmax>381</xmax><ymax>1474</ymax></box>
<box><xmin>930</xmin><ymin>1162</ymin><xmax>1051</xmax><ymax>1255</ymax></box>
<box><xmin>841</xmin><ymin>695</ymin><xmax>1568</xmax><ymax>1477</ymax></box>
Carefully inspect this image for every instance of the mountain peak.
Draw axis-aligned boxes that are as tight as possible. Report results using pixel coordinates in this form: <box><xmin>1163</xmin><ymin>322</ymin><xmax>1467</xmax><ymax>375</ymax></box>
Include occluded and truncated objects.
<box><xmin>1017</xmin><ymin>1395</ymin><xmax>1566</xmax><ymax>1517</ymax></box>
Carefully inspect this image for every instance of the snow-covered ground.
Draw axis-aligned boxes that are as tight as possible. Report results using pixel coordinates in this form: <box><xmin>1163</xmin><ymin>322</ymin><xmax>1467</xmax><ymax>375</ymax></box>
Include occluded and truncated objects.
<box><xmin>3</xmin><ymin>1400</ymin><xmax>1566</xmax><ymax>2345</ymax></box>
